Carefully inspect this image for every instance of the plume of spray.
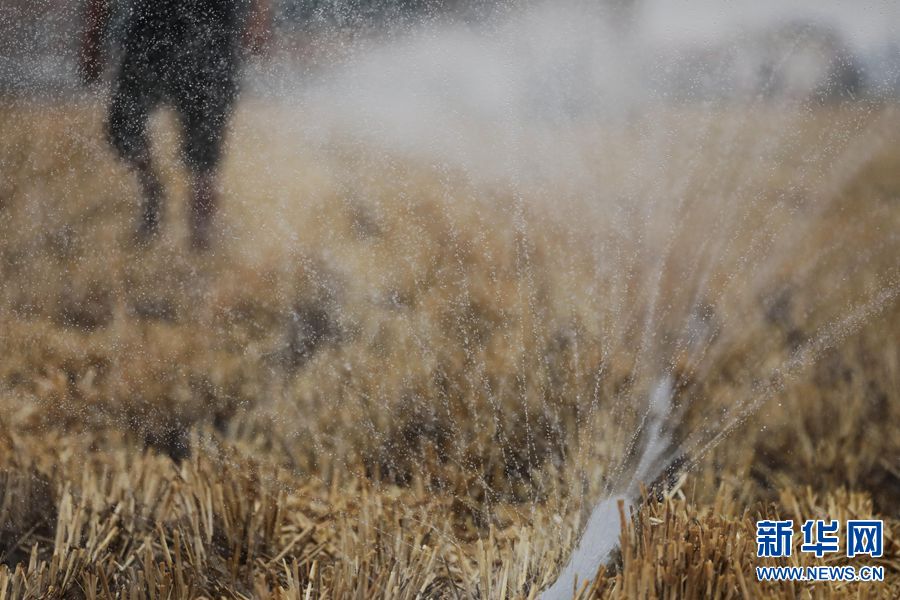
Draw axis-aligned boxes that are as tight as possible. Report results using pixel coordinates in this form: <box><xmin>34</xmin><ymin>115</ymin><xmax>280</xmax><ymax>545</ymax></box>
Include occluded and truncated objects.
<box><xmin>274</xmin><ymin>0</ymin><xmax>644</xmax><ymax>187</ymax></box>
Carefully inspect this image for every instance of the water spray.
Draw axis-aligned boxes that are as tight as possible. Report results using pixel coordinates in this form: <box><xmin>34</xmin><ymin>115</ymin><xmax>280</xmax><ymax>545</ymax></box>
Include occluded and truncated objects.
<box><xmin>542</xmin><ymin>375</ymin><xmax>674</xmax><ymax>598</ymax></box>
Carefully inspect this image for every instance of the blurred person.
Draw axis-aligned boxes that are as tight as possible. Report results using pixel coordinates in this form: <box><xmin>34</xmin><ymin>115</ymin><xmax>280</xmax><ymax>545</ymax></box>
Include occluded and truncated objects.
<box><xmin>80</xmin><ymin>0</ymin><xmax>271</xmax><ymax>250</ymax></box>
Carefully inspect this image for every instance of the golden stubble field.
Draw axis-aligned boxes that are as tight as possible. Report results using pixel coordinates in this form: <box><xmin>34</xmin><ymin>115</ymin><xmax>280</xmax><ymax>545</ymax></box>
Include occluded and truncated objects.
<box><xmin>0</xmin><ymin>99</ymin><xmax>899</xmax><ymax>598</ymax></box>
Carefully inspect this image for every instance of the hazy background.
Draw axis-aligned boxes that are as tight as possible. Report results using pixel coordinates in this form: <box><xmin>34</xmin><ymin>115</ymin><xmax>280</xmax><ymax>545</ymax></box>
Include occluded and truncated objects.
<box><xmin>2</xmin><ymin>0</ymin><xmax>899</xmax><ymax>98</ymax></box>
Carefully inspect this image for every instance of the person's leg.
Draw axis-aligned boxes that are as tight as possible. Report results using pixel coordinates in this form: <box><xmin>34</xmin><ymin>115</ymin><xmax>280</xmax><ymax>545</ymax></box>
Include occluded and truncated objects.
<box><xmin>180</xmin><ymin>73</ymin><xmax>236</xmax><ymax>251</ymax></box>
<box><xmin>188</xmin><ymin>167</ymin><xmax>218</xmax><ymax>251</ymax></box>
<box><xmin>108</xmin><ymin>58</ymin><xmax>164</xmax><ymax>242</ymax></box>
<box><xmin>132</xmin><ymin>153</ymin><xmax>164</xmax><ymax>240</ymax></box>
